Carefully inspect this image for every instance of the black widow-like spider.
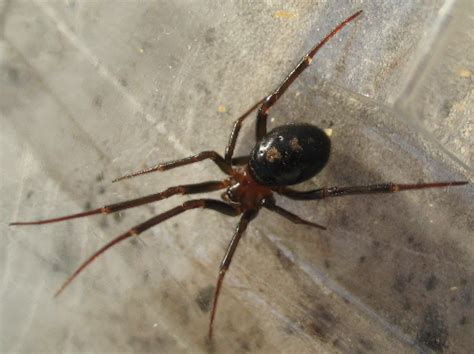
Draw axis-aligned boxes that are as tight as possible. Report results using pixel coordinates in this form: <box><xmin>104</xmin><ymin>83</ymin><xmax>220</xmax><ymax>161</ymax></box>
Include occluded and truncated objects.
<box><xmin>10</xmin><ymin>10</ymin><xmax>468</xmax><ymax>339</ymax></box>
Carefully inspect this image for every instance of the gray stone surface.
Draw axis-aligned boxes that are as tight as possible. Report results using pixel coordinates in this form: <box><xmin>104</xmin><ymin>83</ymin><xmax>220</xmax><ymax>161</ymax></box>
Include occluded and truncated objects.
<box><xmin>1</xmin><ymin>1</ymin><xmax>472</xmax><ymax>353</ymax></box>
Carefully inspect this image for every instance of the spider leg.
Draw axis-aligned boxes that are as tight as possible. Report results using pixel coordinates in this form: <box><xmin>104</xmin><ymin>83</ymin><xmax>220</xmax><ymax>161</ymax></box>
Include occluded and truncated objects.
<box><xmin>10</xmin><ymin>180</ymin><xmax>229</xmax><ymax>225</ymax></box>
<box><xmin>54</xmin><ymin>199</ymin><xmax>240</xmax><ymax>297</ymax></box>
<box><xmin>208</xmin><ymin>209</ymin><xmax>258</xmax><ymax>340</ymax></box>
<box><xmin>256</xmin><ymin>10</ymin><xmax>363</xmax><ymax>140</ymax></box>
<box><xmin>278</xmin><ymin>181</ymin><xmax>468</xmax><ymax>200</ymax></box>
<box><xmin>224</xmin><ymin>97</ymin><xmax>266</xmax><ymax>162</ymax></box>
<box><xmin>262</xmin><ymin>199</ymin><xmax>326</xmax><ymax>229</ymax></box>
<box><xmin>113</xmin><ymin>151</ymin><xmax>233</xmax><ymax>183</ymax></box>
<box><xmin>230</xmin><ymin>155</ymin><xmax>249</xmax><ymax>166</ymax></box>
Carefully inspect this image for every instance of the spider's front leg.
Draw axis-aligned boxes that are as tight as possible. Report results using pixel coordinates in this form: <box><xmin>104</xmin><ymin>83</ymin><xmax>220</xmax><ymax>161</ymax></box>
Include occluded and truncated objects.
<box><xmin>113</xmin><ymin>151</ymin><xmax>233</xmax><ymax>183</ymax></box>
<box><xmin>256</xmin><ymin>10</ymin><xmax>363</xmax><ymax>140</ymax></box>
<box><xmin>10</xmin><ymin>180</ymin><xmax>230</xmax><ymax>225</ymax></box>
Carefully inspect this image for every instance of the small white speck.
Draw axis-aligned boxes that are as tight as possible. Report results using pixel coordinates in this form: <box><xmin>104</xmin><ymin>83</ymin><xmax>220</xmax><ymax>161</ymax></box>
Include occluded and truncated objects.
<box><xmin>153</xmin><ymin>323</ymin><xmax>158</xmax><ymax>328</ymax></box>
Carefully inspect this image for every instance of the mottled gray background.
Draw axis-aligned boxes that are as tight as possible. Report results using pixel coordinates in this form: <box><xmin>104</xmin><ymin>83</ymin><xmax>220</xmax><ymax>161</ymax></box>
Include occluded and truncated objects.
<box><xmin>1</xmin><ymin>0</ymin><xmax>472</xmax><ymax>353</ymax></box>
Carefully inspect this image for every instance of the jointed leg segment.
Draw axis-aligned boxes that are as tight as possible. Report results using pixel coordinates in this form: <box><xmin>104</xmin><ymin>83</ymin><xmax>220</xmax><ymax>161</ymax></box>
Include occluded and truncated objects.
<box><xmin>224</xmin><ymin>98</ymin><xmax>266</xmax><ymax>163</ymax></box>
<box><xmin>255</xmin><ymin>11</ymin><xmax>363</xmax><ymax>140</ymax></box>
<box><xmin>52</xmin><ymin>198</ymin><xmax>240</xmax><ymax>297</ymax></box>
<box><xmin>278</xmin><ymin>181</ymin><xmax>468</xmax><ymax>200</ymax></box>
<box><xmin>113</xmin><ymin>151</ymin><xmax>233</xmax><ymax>182</ymax></box>
<box><xmin>10</xmin><ymin>180</ymin><xmax>230</xmax><ymax>225</ymax></box>
<box><xmin>208</xmin><ymin>209</ymin><xmax>258</xmax><ymax>339</ymax></box>
<box><xmin>263</xmin><ymin>199</ymin><xmax>326</xmax><ymax>229</ymax></box>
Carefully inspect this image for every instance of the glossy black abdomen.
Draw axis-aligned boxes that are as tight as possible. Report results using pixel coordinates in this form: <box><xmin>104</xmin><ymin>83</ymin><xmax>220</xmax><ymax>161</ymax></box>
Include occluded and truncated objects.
<box><xmin>249</xmin><ymin>124</ymin><xmax>330</xmax><ymax>186</ymax></box>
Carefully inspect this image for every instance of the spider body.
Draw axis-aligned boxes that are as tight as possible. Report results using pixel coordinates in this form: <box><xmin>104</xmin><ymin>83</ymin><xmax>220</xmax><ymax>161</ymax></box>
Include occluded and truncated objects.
<box><xmin>226</xmin><ymin>167</ymin><xmax>273</xmax><ymax>210</ymax></box>
<box><xmin>249</xmin><ymin>124</ymin><xmax>331</xmax><ymax>186</ymax></box>
<box><xmin>10</xmin><ymin>10</ymin><xmax>468</xmax><ymax>340</ymax></box>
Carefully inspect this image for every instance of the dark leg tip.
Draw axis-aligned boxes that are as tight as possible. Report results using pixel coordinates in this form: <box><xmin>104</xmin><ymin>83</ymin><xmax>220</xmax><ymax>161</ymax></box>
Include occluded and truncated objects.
<box><xmin>453</xmin><ymin>181</ymin><xmax>469</xmax><ymax>186</ymax></box>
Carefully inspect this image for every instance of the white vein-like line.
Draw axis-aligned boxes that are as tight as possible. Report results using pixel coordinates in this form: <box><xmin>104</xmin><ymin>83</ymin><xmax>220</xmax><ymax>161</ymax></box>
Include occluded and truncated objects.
<box><xmin>33</xmin><ymin>1</ymin><xmax>192</xmax><ymax>157</ymax></box>
<box><xmin>1</xmin><ymin>148</ymin><xmax>33</xmax><ymax>297</ymax></box>
<box><xmin>11</xmin><ymin>273</ymin><xmax>45</xmax><ymax>352</ymax></box>
<box><xmin>0</xmin><ymin>141</ymin><xmax>34</xmax><ymax>352</ymax></box>
<box><xmin>265</xmin><ymin>233</ymin><xmax>425</xmax><ymax>352</ymax></box>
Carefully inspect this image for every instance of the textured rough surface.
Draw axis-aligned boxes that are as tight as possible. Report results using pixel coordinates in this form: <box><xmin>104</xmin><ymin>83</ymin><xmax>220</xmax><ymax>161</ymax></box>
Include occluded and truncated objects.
<box><xmin>1</xmin><ymin>1</ymin><xmax>472</xmax><ymax>353</ymax></box>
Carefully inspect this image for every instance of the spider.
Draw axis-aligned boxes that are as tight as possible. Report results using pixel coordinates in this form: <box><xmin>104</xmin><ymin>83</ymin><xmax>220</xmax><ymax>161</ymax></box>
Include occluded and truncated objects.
<box><xmin>10</xmin><ymin>10</ymin><xmax>468</xmax><ymax>340</ymax></box>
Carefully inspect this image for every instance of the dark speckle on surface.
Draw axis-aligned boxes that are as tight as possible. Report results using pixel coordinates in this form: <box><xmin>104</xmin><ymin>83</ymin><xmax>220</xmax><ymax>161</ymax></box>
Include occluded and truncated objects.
<box><xmin>113</xmin><ymin>212</ymin><xmax>124</xmax><ymax>223</ymax></box>
<box><xmin>308</xmin><ymin>322</ymin><xmax>328</xmax><ymax>340</ymax></box>
<box><xmin>402</xmin><ymin>299</ymin><xmax>411</xmax><ymax>311</ymax></box>
<box><xmin>416</xmin><ymin>306</ymin><xmax>448</xmax><ymax>352</ymax></box>
<box><xmin>275</xmin><ymin>248</ymin><xmax>294</xmax><ymax>270</ymax></box>
<box><xmin>324</xmin><ymin>259</ymin><xmax>330</xmax><ymax>269</ymax></box>
<box><xmin>392</xmin><ymin>274</ymin><xmax>408</xmax><ymax>293</ymax></box>
<box><xmin>461</xmin><ymin>288</ymin><xmax>471</xmax><ymax>304</ymax></box>
<box><xmin>7</xmin><ymin>66</ymin><xmax>19</xmax><ymax>82</ymax></box>
<box><xmin>51</xmin><ymin>262</ymin><xmax>61</xmax><ymax>273</ymax></box>
<box><xmin>119</xmin><ymin>78</ymin><xmax>128</xmax><ymax>87</ymax></box>
<box><xmin>239</xmin><ymin>339</ymin><xmax>250</xmax><ymax>352</ymax></box>
<box><xmin>204</xmin><ymin>27</ymin><xmax>216</xmax><ymax>44</ymax></box>
<box><xmin>358</xmin><ymin>337</ymin><xmax>374</xmax><ymax>351</ymax></box>
<box><xmin>84</xmin><ymin>201</ymin><xmax>92</xmax><ymax>210</ymax></box>
<box><xmin>195</xmin><ymin>285</ymin><xmax>214</xmax><ymax>313</ymax></box>
<box><xmin>93</xmin><ymin>95</ymin><xmax>103</xmax><ymax>108</ymax></box>
<box><xmin>372</xmin><ymin>240</ymin><xmax>381</xmax><ymax>248</ymax></box>
<box><xmin>305</xmin><ymin>304</ymin><xmax>336</xmax><ymax>341</ymax></box>
<box><xmin>425</xmin><ymin>274</ymin><xmax>438</xmax><ymax>291</ymax></box>
<box><xmin>141</xmin><ymin>271</ymin><xmax>150</xmax><ymax>284</ymax></box>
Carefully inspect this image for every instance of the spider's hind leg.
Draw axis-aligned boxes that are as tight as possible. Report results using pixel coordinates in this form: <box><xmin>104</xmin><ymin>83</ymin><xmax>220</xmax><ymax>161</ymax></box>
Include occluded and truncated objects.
<box><xmin>53</xmin><ymin>199</ymin><xmax>240</xmax><ymax>297</ymax></box>
<box><xmin>208</xmin><ymin>209</ymin><xmax>258</xmax><ymax>340</ymax></box>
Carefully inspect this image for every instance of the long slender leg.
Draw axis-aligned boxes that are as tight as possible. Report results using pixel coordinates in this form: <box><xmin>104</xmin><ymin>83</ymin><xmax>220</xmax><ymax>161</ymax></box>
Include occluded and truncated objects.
<box><xmin>10</xmin><ymin>180</ymin><xmax>230</xmax><ymax>225</ymax></box>
<box><xmin>113</xmin><ymin>151</ymin><xmax>233</xmax><ymax>183</ymax></box>
<box><xmin>262</xmin><ymin>199</ymin><xmax>326</xmax><ymax>229</ymax></box>
<box><xmin>278</xmin><ymin>181</ymin><xmax>468</xmax><ymax>200</ymax></box>
<box><xmin>208</xmin><ymin>209</ymin><xmax>258</xmax><ymax>339</ymax></box>
<box><xmin>53</xmin><ymin>199</ymin><xmax>240</xmax><ymax>297</ymax></box>
<box><xmin>224</xmin><ymin>97</ymin><xmax>266</xmax><ymax>163</ymax></box>
<box><xmin>256</xmin><ymin>11</ymin><xmax>363</xmax><ymax>140</ymax></box>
